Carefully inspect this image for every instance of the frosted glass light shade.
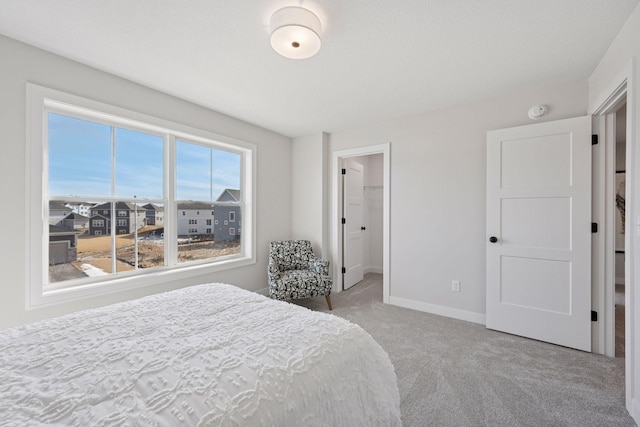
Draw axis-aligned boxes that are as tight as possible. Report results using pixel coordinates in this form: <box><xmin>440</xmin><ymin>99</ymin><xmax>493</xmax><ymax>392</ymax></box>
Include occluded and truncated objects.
<box><xmin>270</xmin><ymin>6</ymin><xmax>321</xmax><ymax>59</ymax></box>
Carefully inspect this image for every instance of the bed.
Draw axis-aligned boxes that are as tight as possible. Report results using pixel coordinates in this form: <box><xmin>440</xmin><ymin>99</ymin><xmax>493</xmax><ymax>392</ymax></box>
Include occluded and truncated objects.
<box><xmin>0</xmin><ymin>283</ymin><xmax>401</xmax><ymax>426</ymax></box>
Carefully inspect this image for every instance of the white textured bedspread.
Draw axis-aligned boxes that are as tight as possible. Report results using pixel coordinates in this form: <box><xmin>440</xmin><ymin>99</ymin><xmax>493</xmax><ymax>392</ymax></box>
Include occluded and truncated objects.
<box><xmin>0</xmin><ymin>283</ymin><xmax>401</xmax><ymax>426</ymax></box>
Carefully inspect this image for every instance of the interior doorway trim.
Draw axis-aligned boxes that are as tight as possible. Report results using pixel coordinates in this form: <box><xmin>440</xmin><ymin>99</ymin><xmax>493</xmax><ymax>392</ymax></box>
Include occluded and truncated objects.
<box><xmin>331</xmin><ymin>143</ymin><xmax>390</xmax><ymax>303</ymax></box>
<box><xmin>589</xmin><ymin>58</ymin><xmax>637</xmax><ymax>419</ymax></box>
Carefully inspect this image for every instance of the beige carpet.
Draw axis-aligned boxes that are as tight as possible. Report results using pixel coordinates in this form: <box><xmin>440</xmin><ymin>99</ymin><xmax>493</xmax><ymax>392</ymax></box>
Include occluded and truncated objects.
<box><xmin>294</xmin><ymin>274</ymin><xmax>636</xmax><ymax>427</ymax></box>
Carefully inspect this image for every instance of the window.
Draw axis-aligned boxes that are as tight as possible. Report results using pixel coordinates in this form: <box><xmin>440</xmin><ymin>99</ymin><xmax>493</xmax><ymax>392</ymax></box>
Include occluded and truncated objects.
<box><xmin>206</xmin><ymin>219</ymin><xmax>212</xmax><ymax>225</ymax></box>
<box><xmin>215</xmin><ymin>219</ymin><xmax>219</xmax><ymax>225</ymax></box>
<box><xmin>28</xmin><ymin>84</ymin><xmax>255</xmax><ymax>307</ymax></box>
<box><xmin>229</xmin><ymin>211</ymin><xmax>236</xmax><ymax>222</ymax></box>
<box><xmin>176</xmin><ymin>140</ymin><xmax>242</xmax><ymax>263</ymax></box>
<box><xmin>229</xmin><ymin>228</ymin><xmax>236</xmax><ymax>236</ymax></box>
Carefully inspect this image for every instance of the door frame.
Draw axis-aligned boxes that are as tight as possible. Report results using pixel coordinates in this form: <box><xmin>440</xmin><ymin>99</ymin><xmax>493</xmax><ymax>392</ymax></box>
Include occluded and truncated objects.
<box><xmin>589</xmin><ymin>59</ymin><xmax>637</xmax><ymax>417</ymax></box>
<box><xmin>331</xmin><ymin>143</ymin><xmax>390</xmax><ymax>302</ymax></box>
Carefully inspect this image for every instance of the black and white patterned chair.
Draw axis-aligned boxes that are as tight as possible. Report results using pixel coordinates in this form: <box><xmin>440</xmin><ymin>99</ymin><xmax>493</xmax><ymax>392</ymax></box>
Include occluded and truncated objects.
<box><xmin>268</xmin><ymin>240</ymin><xmax>333</xmax><ymax>310</ymax></box>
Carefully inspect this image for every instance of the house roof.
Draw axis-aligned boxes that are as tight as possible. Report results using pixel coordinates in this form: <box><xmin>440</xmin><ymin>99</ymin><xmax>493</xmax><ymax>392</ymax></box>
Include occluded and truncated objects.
<box><xmin>92</xmin><ymin>202</ymin><xmax>138</xmax><ymax>211</ymax></box>
<box><xmin>177</xmin><ymin>201</ymin><xmax>215</xmax><ymax>211</ymax></box>
<box><xmin>142</xmin><ymin>203</ymin><xmax>164</xmax><ymax>212</ymax></box>
<box><xmin>63</xmin><ymin>213</ymin><xmax>89</xmax><ymax>220</ymax></box>
<box><xmin>49</xmin><ymin>224</ymin><xmax>82</xmax><ymax>235</ymax></box>
<box><xmin>216</xmin><ymin>189</ymin><xmax>240</xmax><ymax>203</ymax></box>
<box><xmin>49</xmin><ymin>201</ymin><xmax>70</xmax><ymax>211</ymax></box>
<box><xmin>0</xmin><ymin>1</ymin><xmax>636</xmax><ymax>137</ymax></box>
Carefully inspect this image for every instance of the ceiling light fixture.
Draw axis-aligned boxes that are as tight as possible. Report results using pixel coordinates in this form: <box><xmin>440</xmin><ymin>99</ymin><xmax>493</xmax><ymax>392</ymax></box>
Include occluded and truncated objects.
<box><xmin>270</xmin><ymin>6</ymin><xmax>321</xmax><ymax>59</ymax></box>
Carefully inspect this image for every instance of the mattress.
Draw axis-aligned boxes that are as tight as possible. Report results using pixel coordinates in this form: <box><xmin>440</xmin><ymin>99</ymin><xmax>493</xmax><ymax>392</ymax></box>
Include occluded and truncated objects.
<box><xmin>0</xmin><ymin>283</ymin><xmax>401</xmax><ymax>426</ymax></box>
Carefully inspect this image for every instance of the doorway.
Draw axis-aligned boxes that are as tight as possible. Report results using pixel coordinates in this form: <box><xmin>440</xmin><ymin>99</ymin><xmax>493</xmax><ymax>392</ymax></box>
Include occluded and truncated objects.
<box><xmin>342</xmin><ymin>154</ymin><xmax>384</xmax><ymax>290</ymax></box>
<box><xmin>589</xmin><ymin>61</ymin><xmax>635</xmax><ymax>416</ymax></box>
<box><xmin>332</xmin><ymin>143</ymin><xmax>390</xmax><ymax>303</ymax></box>
<box><xmin>614</xmin><ymin>101</ymin><xmax>627</xmax><ymax>358</ymax></box>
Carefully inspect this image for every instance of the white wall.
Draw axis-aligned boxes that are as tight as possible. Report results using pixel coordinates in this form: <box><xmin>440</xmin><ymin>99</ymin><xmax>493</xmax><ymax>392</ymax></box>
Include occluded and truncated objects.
<box><xmin>0</xmin><ymin>34</ymin><xmax>292</xmax><ymax>329</ymax></box>
<box><xmin>588</xmin><ymin>3</ymin><xmax>640</xmax><ymax>422</ymax></box>
<box><xmin>291</xmin><ymin>132</ymin><xmax>329</xmax><ymax>257</ymax></box>
<box><xmin>327</xmin><ymin>80</ymin><xmax>588</xmax><ymax>320</ymax></box>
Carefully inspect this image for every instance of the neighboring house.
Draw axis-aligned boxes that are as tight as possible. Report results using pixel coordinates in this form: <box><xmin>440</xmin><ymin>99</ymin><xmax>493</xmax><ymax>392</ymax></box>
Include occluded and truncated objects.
<box><xmin>61</xmin><ymin>212</ymin><xmax>89</xmax><ymax>230</ymax></box>
<box><xmin>65</xmin><ymin>202</ymin><xmax>93</xmax><ymax>217</ymax></box>
<box><xmin>48</xmin><ymin>224</ymin><xmax>82</xmax><ymax>265</ymax></box>
<box><xmin>214</xmin><ymin>189</ymin><xmax>241</xmax><ymax>241</ymax></box>
<box><xmin>142</xmin><ymin>203</ymin><xmax>164</xmax><ymax>226</ymax></box>
<box><xmin>88</xmin><ymin>202</ymin><xmax>147</xmax><ymax>235</ymax></box>
<box><xmin>48</xmin><ymin>201</ymin><xmax>73</xmax><ymax>226</ymax></box>
<box><xmin>177</xmin><ymin>202</ymin><xmax>215</xmax><ymax>237</ymax></box>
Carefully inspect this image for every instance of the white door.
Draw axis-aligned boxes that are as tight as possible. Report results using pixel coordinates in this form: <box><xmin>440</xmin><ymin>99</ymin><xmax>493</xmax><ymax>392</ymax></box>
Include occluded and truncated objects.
<box><xmin>486</xmin><ymin>116</ymin><xmax>592</xmax><ymax>351</ymax></box>
<box><xmin>343</xmin><ymin>159</ymin><xmax>364</xmax><ymax>289</ymax></box>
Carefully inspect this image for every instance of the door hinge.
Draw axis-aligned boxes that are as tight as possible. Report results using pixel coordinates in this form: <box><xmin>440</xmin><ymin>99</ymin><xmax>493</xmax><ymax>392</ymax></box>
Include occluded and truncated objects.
<box><xmin>342</xmin><ymin>267</ymin><xmax>346</xmax><ymax>274</ymax></box>
<box><xmin>592</xmin><ymin>134</ymin><xmax>598</xmax><ymax>145</ymax></box>
<box><xmin>341</xmin><ymin>218</ymin><xmax>346</xmax><ymax>224</ymax></box>
<box><xmin>591</xmin><ymin>310</ymin><xmax>598</xmax><ymax>322</ymax></box>
<box><xmin>592</xmin><ymin>223</ymin><xmax>598</xmax><ymax>233</ymax></box>
<box><xmin>341</xmin><ymin>168</ymin><xmax>346</xmax><ymax>175</ymax></box>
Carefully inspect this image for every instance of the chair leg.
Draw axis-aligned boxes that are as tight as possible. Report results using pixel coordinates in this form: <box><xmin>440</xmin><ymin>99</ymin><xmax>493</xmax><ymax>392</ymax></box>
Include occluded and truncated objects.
<box><xmin>325</xmin><ymin>295</ymin><xmax>333</xmax><ymax>310</ymax></box>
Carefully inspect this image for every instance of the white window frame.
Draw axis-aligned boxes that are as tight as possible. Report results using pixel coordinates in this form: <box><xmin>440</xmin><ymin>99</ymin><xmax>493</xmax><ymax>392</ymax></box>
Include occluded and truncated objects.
<box><xmin>26</xmin><ymin>84</ymin><xmax>256</xmax><ymax>308</ymax></box>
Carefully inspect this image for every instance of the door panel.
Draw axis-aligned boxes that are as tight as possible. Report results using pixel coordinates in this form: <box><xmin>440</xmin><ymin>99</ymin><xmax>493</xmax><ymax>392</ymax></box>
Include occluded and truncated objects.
<box><xmin>343</xmin><ymin>159</ymin><xmax>364</xmax><ymax>289</ymax></box>
<box><xmin>500</xmin><ymin>134</ymin><xmax>572</xmax><ymax>187</ymax></box>
<box><xmin>501</xmin><ymin>197</ymin><xmax>571</xmax><ymax>249</ymax></box>
<box><xmin>500</xmin><ymin>256</ymin><xmax>571</xmax><ymax>314</ymax></box>
<box><xmin>486</xmin><ymin>116</ymin><xmax>592</xmax><ymax>352</ymax></box>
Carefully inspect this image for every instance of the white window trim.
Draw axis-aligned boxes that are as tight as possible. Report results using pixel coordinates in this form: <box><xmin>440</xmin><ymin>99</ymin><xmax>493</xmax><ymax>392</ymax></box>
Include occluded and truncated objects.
<box><xmin>26</xmin><ymin>83</ymin><xmax>256</xmax><ymax>309</ymax></box>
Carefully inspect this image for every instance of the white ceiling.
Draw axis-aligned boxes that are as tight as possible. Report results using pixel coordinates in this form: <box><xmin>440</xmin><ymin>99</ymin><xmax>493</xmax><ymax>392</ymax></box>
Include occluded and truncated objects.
<box><xmin>0</xmin><ymin>1</ymin><xmax>638</xmax><ymax>137</ymax></box>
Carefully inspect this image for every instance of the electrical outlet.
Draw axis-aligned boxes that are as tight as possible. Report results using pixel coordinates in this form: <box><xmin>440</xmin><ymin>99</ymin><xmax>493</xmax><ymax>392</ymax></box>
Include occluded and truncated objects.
<box><xmin>451</xmin><ymin>280</ymin><xmax>461</xmax><ymax>292</ymax></box>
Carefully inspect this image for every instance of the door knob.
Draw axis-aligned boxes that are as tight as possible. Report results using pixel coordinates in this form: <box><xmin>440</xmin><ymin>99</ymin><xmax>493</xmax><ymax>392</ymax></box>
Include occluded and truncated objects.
<box><xmin>489</xmin><ymin>236</ymin><xmax>498</xmax><ymax>243</ymax></box>
<box><xmin>361</xmin><ymin>226</ymin><xmax>366</xmax><ymax>231</ymax></box>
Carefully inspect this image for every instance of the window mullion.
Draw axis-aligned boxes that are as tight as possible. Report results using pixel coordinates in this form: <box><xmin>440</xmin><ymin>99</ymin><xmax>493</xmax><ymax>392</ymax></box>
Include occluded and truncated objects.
<box><xmin>110</xmin><ymin>126</ymin><xmax>117</xmax><ymax>275</ymax></box>
<box><xmin>165</xmin><ymin>134</ymin><xmax>177</xmax><ymax>266</ymax></box>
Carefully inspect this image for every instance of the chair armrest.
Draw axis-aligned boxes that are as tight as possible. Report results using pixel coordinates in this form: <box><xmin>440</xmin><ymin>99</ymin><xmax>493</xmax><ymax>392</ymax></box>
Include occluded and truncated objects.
<box><xmin>268</xmin><ymin>257</ymin><xmax>282</xmax><ymax>282</ymax></box>
<box><xmin>309</xmin><ymin>257</ymin><xmax>330</xmax><ymax>276</ymax></box>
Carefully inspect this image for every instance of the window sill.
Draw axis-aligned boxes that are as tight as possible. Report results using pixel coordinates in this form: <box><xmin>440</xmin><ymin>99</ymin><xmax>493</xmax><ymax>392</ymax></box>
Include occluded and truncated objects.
<box><xmin>29</xmin><ymin>255</ymin><xmax>255</xmax><ymax>309</ymax></box>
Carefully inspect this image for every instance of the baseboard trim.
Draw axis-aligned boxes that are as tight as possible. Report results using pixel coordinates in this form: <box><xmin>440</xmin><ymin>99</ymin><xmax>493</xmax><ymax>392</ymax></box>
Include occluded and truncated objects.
<box><xmin>364</xmin><ymin>266</ymin><xmax>384</xmax><ymax>275</ymax></box>
<box><xmin>631</xmin><ymin>397</ymin><xmax>640</xmax><ymax>425</ymax></box>
<box><xmin>389</xmin><ymin>296</ymin><xmax>486</xmax><ymax>325</ymax></box>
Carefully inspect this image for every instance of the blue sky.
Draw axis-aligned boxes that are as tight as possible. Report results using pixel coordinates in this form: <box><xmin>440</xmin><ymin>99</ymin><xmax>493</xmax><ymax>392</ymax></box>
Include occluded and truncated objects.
<box><xmin>48</xmin><ymin>113</ymin><xmax>240</xmax><ymax>201</ymax></box>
